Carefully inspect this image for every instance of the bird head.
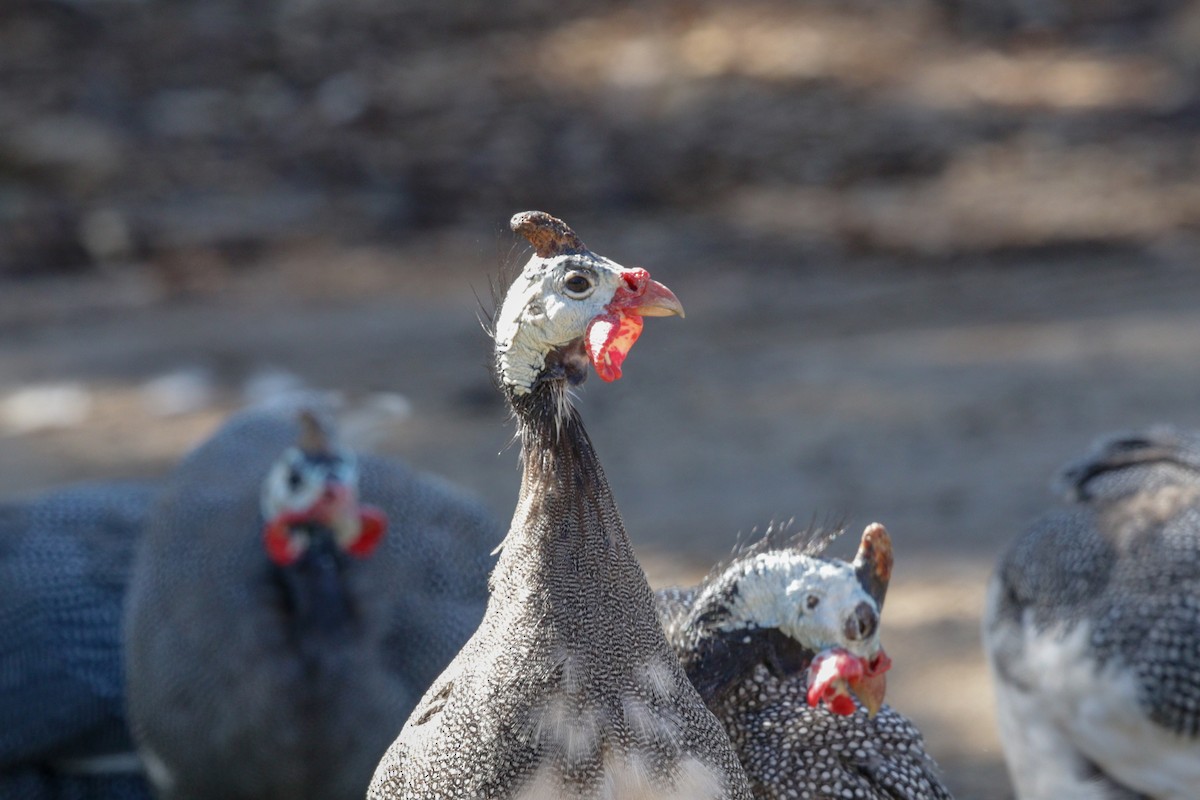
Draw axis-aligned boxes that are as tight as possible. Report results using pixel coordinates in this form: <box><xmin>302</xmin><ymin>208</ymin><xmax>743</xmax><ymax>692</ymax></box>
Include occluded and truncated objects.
<box><xmin>684</xmin><ymin>523</ymin><xmax>894</xmax><ymax>716</ymax></box>
<box><xmin>259</xmin><ymin>410</ymin><xmax>388</xmax><ymax>567</ymax></box>
<box><xmin>800</xmin><ymin>521</ymin><xmax>894</xmax><ymax>717</ymax></box>
<box><xmin>494</xmin><ymin>211</ymin><xmax>684</xmax><ymax>396</ymax></box>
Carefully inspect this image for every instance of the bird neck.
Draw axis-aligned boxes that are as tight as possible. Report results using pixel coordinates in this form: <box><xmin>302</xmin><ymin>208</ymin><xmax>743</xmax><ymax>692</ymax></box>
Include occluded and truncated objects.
<box><xmin>271</xmin><ymin>539</ymin><xmax>359</xmax><ymax>645</ymax></box>
<box><xmin>491</xmin><ymin>381</ymin><xmax>662</xmax><ymax>656</ymax></box>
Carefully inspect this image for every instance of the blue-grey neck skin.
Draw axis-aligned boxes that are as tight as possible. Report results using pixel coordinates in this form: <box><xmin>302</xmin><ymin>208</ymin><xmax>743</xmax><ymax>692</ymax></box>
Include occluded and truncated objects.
<box><xmin>269</xmin><ymin>532</ymin><xmax>358</xmax><ymax>642</ymax></box>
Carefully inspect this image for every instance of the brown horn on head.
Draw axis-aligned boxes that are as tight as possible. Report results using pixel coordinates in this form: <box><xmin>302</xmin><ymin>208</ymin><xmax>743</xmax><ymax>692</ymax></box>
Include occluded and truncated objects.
<box><xmin>852</xmin><ymin>522</ymin><xmax>893</xmax><ymax>610</ymax></box>
<box><xmin>510</xmin><ymin>211</ymin><xmax>587</xmax><ymax>258</ymax></box>
<box><xmin>297</xmin><ymin>409</ymin><xmax>333</xmax><ymax>456</ymax></box>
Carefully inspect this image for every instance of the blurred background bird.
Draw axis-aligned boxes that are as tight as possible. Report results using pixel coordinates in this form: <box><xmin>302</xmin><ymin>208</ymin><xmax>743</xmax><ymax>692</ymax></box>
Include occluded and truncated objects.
<box><xmin>124</xmin><ymin>403</ymin><xmax>500</xmax><ymax>799</ymax></box>
<box><xmin>5</xmin><ymin>0</ymin><xmax>1200</xmax><ymax>796</ymax></box>
<box><xmin>0</xmin><ymin>480</ymin><xmax>156</xmax><ymax>800</ymax></box>
<box><xmin>984</xmin><ymin>427</ymin><xmax>1200</xmax><ymax>799</ymax></box>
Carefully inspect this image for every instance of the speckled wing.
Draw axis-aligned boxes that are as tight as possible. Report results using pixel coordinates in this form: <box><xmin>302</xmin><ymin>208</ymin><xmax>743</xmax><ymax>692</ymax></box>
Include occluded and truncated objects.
<box><xmin>0</xmin><ymin>481</ymin><xmax>157</xmax><ymax>798</ymax></box>
<box><xmin>720</xmin><ymin>666</ymin><xmax>951</xmax><ymax>800</ymax></box>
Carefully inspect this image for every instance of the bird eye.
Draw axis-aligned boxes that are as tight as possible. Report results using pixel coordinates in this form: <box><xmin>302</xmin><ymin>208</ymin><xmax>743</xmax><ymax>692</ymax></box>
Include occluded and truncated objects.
<box><xmin>806</xmin><ymin>595</ymin><xmax>821</xmax><ymax>610</ymax></box>
<box><xmin>562</xmin><ymin>272</ymin><xmax>594</xmax><ymax>298</ymax></box>
<box><xmin>287</xmin><ymin>469</ymin><xmax>303</xmax><ymax>491</ymax></box>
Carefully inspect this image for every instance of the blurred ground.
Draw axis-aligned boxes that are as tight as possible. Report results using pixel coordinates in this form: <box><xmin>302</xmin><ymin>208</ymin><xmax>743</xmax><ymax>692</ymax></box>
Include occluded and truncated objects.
<box><xmin>5</xmin><ymin>1</ymin><xmax>1200</xmax><ymax>798</ymax></box>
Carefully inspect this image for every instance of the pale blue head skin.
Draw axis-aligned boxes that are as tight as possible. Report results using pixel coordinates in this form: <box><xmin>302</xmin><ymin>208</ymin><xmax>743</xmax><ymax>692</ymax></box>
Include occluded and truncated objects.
<box><xmin>493</xmin><ymin>252</ymin><xmax>636</xmax><ymax>395</ymax></box>
<box><xmin>706</xmin><ymin>550</ymin><xmax>884</xmax><ymax>660</ymax></box>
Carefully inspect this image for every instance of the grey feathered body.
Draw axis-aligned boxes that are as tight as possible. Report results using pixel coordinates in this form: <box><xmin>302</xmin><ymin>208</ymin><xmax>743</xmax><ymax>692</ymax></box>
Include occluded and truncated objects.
<box><xmin>370</xmin><ymin>397</ymin><xmax>752</xmax><ymax>800</ymax></box>
<box><xmin>656</xmin><ymin>587</ymin><xmax>952</xmax><ymax>800</ymax></box>
<box><xmin>0</xmin><ymin>481</ymin><xmax>156</xmax><ymax>800</ymax></box>
<box><xmin>985</xmin><ymin>426</ymin><xmax>1200</xmax><ymax>799</ymax></box>
<box><xmin>124</xmin><ymin>409</ymin><xmax>500</xmax><ymax>800</ymax></box>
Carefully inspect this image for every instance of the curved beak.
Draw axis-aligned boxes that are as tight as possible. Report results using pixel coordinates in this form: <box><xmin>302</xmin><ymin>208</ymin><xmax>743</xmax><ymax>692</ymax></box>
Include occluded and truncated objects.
<box><xmin>850</xmin><ymin>648</ymin><xmax>892</xmax><ymax>717</ymax></box>
<box><xmin>630</xmin><ymin>278</ymin><xmax>685</xmax><ymax>318</ymax></box>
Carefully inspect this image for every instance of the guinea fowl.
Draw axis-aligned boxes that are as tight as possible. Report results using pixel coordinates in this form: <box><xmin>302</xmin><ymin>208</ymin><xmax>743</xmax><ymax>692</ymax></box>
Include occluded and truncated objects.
<box><xmin>0</xmin><ymin>481</ymin><xmax>156</xmax><ymax>800</ymax></box>
<box><xmin>124</xmin><ymin>406</ymin><xmax>500</xmax><ymax>800</ymax></box>
<box><xmin>657</xmin><ymin>522</ymin><xmax>952</xmax><ymax>800</ymax></box>
<box><xmin>369</xmin><ymin>211</ymin><xmax>753</xmax><ymax>800</ymax></box>
<box><xmin>984</xmin><ymin>426</ymin><xmax>1200</xmax><ymax>800</ymax></box>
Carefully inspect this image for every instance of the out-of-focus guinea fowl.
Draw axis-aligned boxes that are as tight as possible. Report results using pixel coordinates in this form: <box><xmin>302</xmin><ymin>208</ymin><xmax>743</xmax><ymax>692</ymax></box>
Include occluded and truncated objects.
<box><xmin>657</xmin><ymin>522</ymin><xmax>953</xmax><ymax>800</ymax></box>
<box><xmin>124</xmin><ymin>406</ymin><xmax>501</xmax><ymax>800</ymax></box>
<box><xmin>369</xmin><ymin>211</ymin><xmax>752</xmax><ymax>800</ymax></box>
<box><xmin>0</xmin><ymin>481</ymin><xmax>156</xmax><ymax>800</ymax></box>
<box><xmin>984</xmin><ymin>426</ymin><xmax>1200</xmax><ymax>800</ymax></box>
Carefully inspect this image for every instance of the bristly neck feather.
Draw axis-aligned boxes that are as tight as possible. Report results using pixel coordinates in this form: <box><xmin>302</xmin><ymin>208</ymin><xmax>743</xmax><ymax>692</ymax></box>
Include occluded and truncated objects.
<box><xmin>489</xmin><ymin>352</ymin><xmax>663</xmax><ymax>659</ymax></box>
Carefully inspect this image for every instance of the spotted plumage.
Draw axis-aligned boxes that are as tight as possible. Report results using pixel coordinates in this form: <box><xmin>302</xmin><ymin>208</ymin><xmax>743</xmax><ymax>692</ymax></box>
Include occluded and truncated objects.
<box><xmin>124</xmin><ymin>406</ymin><xmax>501</xmax><ymax>800</ymax></box>
<box><xmin>984</xmin><ymin>426</ymin><xmax>1200</xmax><ymax>799</ymax></box>
<box><xmin>658</xmin><ymin>524</ymin><xmax>952</xmax><ymax>800</ymax></box>
<box><xmin>369</xmin><ymin>211</ymin><xmax>751</xmax><ymax>800</ymax></box>
<box><xmin>0</xmin><ymin>481</ymin><xmax>156</xmax><ymax>799</ymax></box>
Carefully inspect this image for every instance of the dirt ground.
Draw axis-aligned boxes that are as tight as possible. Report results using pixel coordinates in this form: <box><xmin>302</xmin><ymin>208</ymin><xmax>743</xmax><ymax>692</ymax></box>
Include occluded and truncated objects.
<box><xmin>3</xmin><ymin>239</ymin><xmax>1200</xmax><ymax>799</ymax></box>
<box><xmin>6</xmin><ymin>0</ymin><xmax>1200</xmax><ymax>797</ymax></box>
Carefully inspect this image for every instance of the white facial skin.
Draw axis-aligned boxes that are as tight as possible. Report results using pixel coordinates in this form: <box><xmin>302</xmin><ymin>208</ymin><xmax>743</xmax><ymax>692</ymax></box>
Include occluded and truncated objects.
<box><xmin>710</xmin><ymin>551</ymin><xmax>883</xmax><ymax>660</ymax></box>
<box><xmin>260</xmin><ymin>447</ymin><xmax>359</xmax><ymax>523</ymax></box>
<box><xmin>494</xmin><ymin>253</ymin><xmax>635</xmax><ymax>395</ymax></box>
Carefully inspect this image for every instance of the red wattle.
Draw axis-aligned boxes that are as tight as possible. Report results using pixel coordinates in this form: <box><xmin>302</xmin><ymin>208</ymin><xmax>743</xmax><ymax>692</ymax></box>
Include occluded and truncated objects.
<box><xmin>264</xmin><ymin>518</ymin><xmax>301</xmax><ymax>566</ymax></box>
<box><xmin>586</xmin><ymin>311</ymin><xmax>645</xmax><ymax>383</ymax></box>
<box><xmin>806</xmin><ymin>647</ymin><xmax>868</xmax><ymax>716</ymax></box>
<box><xmin>866</xmin><ymin>649</ymin><xmax>893</xmax><ymax>676</ymax></box>
<box><xmin>829</xmin><ymin>694</ymin><xmax>857</xmax><ymax>716</ymax></box>
<box><xmin>346</xmin><ymin>506</ymin><xmax>388</xmax><ymax>557</ymax></box>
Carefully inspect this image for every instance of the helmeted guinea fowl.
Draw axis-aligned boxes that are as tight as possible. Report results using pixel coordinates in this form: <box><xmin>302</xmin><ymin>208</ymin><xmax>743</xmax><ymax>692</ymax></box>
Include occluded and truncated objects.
<box><xmin>0</xmin><ymin>481</ymin><xmax>157</xmax><ymax>800</ymax></box>
<box><xmin>984</xmin><ymin>426</ymin><xmax>1200</xmax><ymax>800</ymax></box>
<box><xmin>369</xmin><ymin>211</ymin><xmax>754</xmax><ymax>800</ymax></box>
<box><xmin>657</xmin><ymin>522</ymin><xmax>953</xmax><ymax>800</ymax></box>
<box><xmin>124</xmin><ymin>406</ymin><xmax>501</xmax><ymax>800</ymax></box>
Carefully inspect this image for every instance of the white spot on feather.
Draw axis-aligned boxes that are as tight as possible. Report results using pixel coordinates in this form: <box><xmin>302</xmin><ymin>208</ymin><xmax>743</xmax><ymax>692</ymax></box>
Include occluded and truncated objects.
<box><xmin>516</xmin><ymin>746</ymin><xmax>728</xmax><ymax>800</ymax></box>
<box><xmin>512</xmin><ymin>763</ymin><xmax>566</xmax><ymax>800</ymax></box>
<box><xmin>599</xmin><ymin>753</ymin><xmax>726</xmax><ymax>800</ymax></box>
<box><xmin>638</xmin><ymin>658</ymin><xmax>676</xmax><ymax>699</ymax></box>
<box><xmin>671</xmin><ymin>757</ymin><xmax>728</xmax><ymax>800</ymax></box>
<box><xmin>534</xmin><ymin>695</ymin><xmax>600</xmax><ymax>765</ymax></box>
<box><xmin>621</xmin><ymin>695</ymin><xmax>682</xmax><ymax>748</ymax></box>
<box><xmin>561</xmin><ymin>652</ymin><xmax>584</xmax><ymax>695</ymax></box>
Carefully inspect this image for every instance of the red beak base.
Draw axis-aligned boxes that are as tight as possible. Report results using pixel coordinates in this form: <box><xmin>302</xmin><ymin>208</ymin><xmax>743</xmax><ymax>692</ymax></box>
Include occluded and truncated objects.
<box><xmin>345</xmin><ymin>505</ymin><xmax>388</xmax><ymax>557</ymax></box>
